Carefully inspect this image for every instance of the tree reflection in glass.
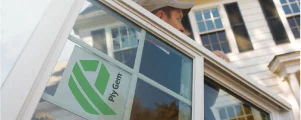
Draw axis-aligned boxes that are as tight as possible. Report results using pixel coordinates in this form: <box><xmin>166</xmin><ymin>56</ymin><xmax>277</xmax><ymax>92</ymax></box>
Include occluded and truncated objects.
<box><xmin>131</xmin><ymin>79</ymin><xmax>191</xmax><ymax>120</ymax></box>
<box><xmin>204</xmin><ymin>76</ymin><xmax>270</xmax><ymax>120</ymax></box>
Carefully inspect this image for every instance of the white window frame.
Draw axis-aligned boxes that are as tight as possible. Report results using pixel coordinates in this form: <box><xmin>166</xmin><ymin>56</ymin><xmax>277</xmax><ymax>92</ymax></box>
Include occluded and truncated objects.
<box><xmin>189</xmin><ymin>1</ymin><xmax>243</xmax><ymax>56</ymax></box>
<box><xmin>273</xmin><ymin>0</ymin><xmax>300</xmax><ymax>43</ymax></box>
<box><xmin>1</xmin><ymin>0</ymin><xmax>294</xmax><ymax>120</ymax></box>
<box><xmin>193</xmin><ymin>6</ymin><xmax>233</xmax><ymax>54</ymax></box>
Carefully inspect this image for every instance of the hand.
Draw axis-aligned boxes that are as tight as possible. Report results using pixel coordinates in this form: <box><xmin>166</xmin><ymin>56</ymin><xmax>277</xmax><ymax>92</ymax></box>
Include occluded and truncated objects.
<box><xmin>212</xmin><ymin>50</ymin><xmax>230</xmax><ymax>63</ymax></box>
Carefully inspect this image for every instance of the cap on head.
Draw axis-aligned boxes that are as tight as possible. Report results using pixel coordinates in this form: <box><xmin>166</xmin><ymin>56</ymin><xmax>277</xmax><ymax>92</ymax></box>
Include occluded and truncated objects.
<box><xmin>134</xmin><ymin>0</ymin><xmax>194</xmax><ymax>16</ymax></box>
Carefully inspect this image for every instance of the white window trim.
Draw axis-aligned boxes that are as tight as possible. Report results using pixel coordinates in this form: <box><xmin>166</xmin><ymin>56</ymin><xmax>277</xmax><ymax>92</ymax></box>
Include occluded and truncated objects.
<box><xmin>189</xmin><ymin>1</ymin><xmax>241</xmax><ymax>56</ymax></box>
<box><xmin>194</xmin><ymin>6</ymin><xmax>224</xmax><ymax>34</ymax></box>
<box><xmin>1</xmin><ymin>0</ymin><xmax>86</xmax><ymax>119</ymax></box>
<box><xmin>2</xmin><ymin>0</ymin><xmax>294</xmax><ymax>120</ymax></box>
<box><xmin>273</xmin><ymin>0</ymin><xmax>300</xmax><ymax>43</ymax></box>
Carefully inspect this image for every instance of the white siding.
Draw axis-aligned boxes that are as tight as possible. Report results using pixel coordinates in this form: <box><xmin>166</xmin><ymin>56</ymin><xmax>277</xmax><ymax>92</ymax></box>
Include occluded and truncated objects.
<box><xmin>231</xmin><ymin>0</ymin><xmax>300</xmax><ymax>100</ymax></box>
<box><xmin>191</xmin><ymin>0</ymin><xmax>300</xmax><ymax>113</ymax></box>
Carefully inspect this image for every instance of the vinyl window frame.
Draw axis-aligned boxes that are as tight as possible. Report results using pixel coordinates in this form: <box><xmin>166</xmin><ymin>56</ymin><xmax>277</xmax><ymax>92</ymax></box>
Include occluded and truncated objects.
<box><xmin>1</xmin><ymin>0</ymin><xmax>294</xmax><ymax>120</ymax></box>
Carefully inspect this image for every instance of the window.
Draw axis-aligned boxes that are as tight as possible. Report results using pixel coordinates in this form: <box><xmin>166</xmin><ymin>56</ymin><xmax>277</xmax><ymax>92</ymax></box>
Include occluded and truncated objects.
<box><xmin>31</xmin><ymin>1</ymin><xmax>192</xmax><ymax>120</ymax></box>
<box><xmin>195</xmin><ymin>8</ymin><xmax>231</xmax><ymax>53</ymax></box>
<box><xmin>204</xmin><ymin>76</ymin><xmax>270</xmax><ymax>120</ymax></box>
<box><xmin>90</xmin><ymin>26</ymin><xmax>140</xmax><ymax>67</ymax></box>
<box><xmin>287</xmin><ymin>15</ymin><xmax>300</xmax><ymax>38</ymax></box>
<box><xmin>280</xmin><ymin>0</ymin><xmax>300</xmax><ymax>38</ymax></box>
<box><xmin>225</xmin><ymin>3</ymin><xmax>253</xmax><ymax>52</ymax></box>
<box><xmin>111</xmin><ymin>26</ymin><xmax>139</xmax><ymax>65</ymax></box>
<box><xmin>259</xmin><ymin>0</ymin><xmax>290</xmax><ymax>44</ymax></box>
<box><xmin>5</xmin><ymin>0</ymin><xmax>295</xmax><ymax>119</ymax></box>
<box><xmin>280</xmin><ymin>0</ymin><xmax>300</xmax><ymax>15</ymax></box>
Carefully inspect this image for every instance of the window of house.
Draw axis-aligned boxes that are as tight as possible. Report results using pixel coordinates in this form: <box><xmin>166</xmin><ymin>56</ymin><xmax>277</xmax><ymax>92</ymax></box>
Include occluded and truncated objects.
<box><xmin>281</xmin><ymin>0</ymin><xmax>300</xmax><ymax>15</ymax></box>
<box><xmin>224</xmin><ymin>3</ymin><xmax>253</xmax><ymax>52</ymax></box>
<box><xmin>195</xmin><ymin>8</ymin><xmax>231</xmax><ymax>53</ymax></box>
<box><xmin>31</xmin><ymin>0</ymin><xmax>192</xmax><ymax>119</ymax></box>
<box><xmin>111</xmin><ymin>26</ymin><xmax>139</xmax><ymax>65</ymax></box>
<box><xmin>280</xmin><ymin>0</ymin><xmax>300</xmax><ymax>38</ymax></box>
<box><xmin>89</xmin><ymin>26</ymin><xmax>140</xmax><ymax>68</ymax></box>
<box><xmin>259</xmin><ymin>0</ymin><xmax>290</xmax><ymax>44</ymax></box>
<box><xmin>204</xmin><ymin>76</ymin><xmax>270</xmax><ymax>120</ymax></box>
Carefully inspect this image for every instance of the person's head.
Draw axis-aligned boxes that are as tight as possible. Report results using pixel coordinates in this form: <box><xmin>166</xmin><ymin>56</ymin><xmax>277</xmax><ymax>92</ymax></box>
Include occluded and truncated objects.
<box><xmin>152</xmin><ymin>7</ymin><xmax>185</xmax><ymax>33</ymax></box>
<box><xmin>134</xmin><ymin>0</ymin><xmax>194</xmax><ymax>33</ymax></box>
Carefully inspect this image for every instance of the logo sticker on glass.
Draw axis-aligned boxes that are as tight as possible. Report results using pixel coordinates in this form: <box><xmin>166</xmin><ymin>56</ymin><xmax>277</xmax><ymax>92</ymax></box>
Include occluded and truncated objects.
<box><xmin>54</xmin><ymin>46</ymin><xmax>131</xmax><ymax>120</ymax></box>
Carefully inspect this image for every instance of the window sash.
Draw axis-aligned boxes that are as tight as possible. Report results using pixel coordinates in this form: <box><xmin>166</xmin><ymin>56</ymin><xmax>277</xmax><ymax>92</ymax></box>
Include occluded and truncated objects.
<box><xmin>8</xmin><ymin>0</ymin><xmax>294</xmax><ymax>120</ymax></box>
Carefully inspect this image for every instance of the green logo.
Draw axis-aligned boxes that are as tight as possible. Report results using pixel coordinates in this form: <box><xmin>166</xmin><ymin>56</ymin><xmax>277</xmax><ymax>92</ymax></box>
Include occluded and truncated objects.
<box><xmin>68</xmin><ymin>60</ymin><xmax>115</xmax><ymax>115</ymax></box>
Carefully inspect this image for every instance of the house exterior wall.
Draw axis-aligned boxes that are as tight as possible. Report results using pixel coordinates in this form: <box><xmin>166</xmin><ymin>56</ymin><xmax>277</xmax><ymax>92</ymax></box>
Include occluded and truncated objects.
<box><xmin>189</xmin><ymin>0</ymin><xmax>300</xmax><ymax>119</ymax></box>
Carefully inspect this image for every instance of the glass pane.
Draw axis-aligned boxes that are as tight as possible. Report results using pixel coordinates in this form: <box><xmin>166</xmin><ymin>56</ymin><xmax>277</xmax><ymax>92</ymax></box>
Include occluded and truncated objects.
<box><xmin>128</xmin><ymin>27</ymin><xmax>136</xmax><ymax>35</ymax></box>
<box><xmin>292</xmin><ymin>28</ymin><xmax>300</xmax><ymax>38</ymax></box>
<box><xmin>243</xmin><ymin>104</ymin><xmax>252</xmax><ymax>115</ymax></box>
<box><xmin>296</xmin><ymin>16</ymin><xmax>300</xmax><ymax>26</ymax></box>
<box><xmin>268</xmin><ymin>18</ymin><xmax>290</xmax><ymax>44</ymax></box>
<box><xmin>120</xmin><ymin>26</ymin><xmax>128</xmax><ymax>37</ymax></box>
<box><xmin>206</xmin><ymin>20</ymin><xmax>215</xmax><ymax>31</ymax></box>
<box><xmin>204</xmin><ymin>45</ymin><xmax>212</xmax><ymax>51</ymax></box>
<box><xmin>195</xmin><ymin>11</ymin><xmax>204</xmax><ymax>21</ymax></box>
<box><xmin>237</xmin><ymin>117</ymin><xmax>246</xmax><ymax>120</ymax></box>
<box><xmin>221</xmin><ymin>42</ymin><xmax>231</xmax><ymax>53</ymax></box>
<box><xmin>291</xmin><ymin>3</ymin><xmax>300</xmax><ymax>13</ymax></box>
<box><xmin>288</xmin><ymin>17</ymin><xmax>297</xmax><ymax>27</ymax></box>
<box><xmin>32</xmin><ymin>99</ymin><xmax>86</xmax><ymax>120</ymax></box>
<box><xmin>214</xmin><ymin>18</ymin><xmax>223</xmax><ymax>29</ymax></box>
<box><xmin>247</xmin><ymin>116</ymin><xmax>254</xmax><ymax>120</ymax></box>
<box><xmin>32</xmin><ymin>1</ymin><xmax>142</xmax><ymax>120</ymax></box>
<box><xmin>130</xmin><ymin>35</ymin><xmax>138</xmax><ymax>46</ymax></box>
<box><xmin>121</xmin><ymin>37</ymin><xmax>130</xmax><ymax>48</ymax></box>
<box><xmin>140</xmin><ymin>33</ymin><xmax>193</xmax><ymax>100</ymax></box>
<box><xmin>280</xmin><ymin>0</ymin><xmax>287</xmax><ymax>4</ymax></box>
<box><xmin>227</xmin><ymin>106</ymin><xmax>236</xmax><ymax>119</ymax></box>
<box><xmin>204</xmin><ymin>76</ymin><xmax>270</xmax><ymax>120</ymax></box>
<box><xmin>112</xmin><ymin>28</ymin><xmax>119</xmax><ymax>38</ymax></box>
<box><xmin>232</xmin><ymin>25</ymin><xmax>253</xmax><ymax>52</ymax></box>
<box><xmin>209</xmin><ymin>33</ymin><xmax>218</xmax><ymax>43</ymax></box>
<box><xmin>212</xmin><ymin>8</ymin><xmax>220</xmax><ymax>17</ymax></box>
<box><xmin>283</xmin><ymin>5</ymin><xmax>293</xmax><ymax>14</ymax></box>
<box><xmin>204</xmin><ymin>9</ymin><xmax>211</xmax><ymax>19</ymax></box>
<box><xmin>131</xmin><ymin>79</ymin><xmax>191</xmax><ymax>120</ymax></box>
<box><xmin>198</xmin><ymin>21</ymin><xmax>207</xmax><ymax>32</ymax></box>
<box><xmin>201</xmin><ymin>34</ymin><xmax>210</xmax><ymax>45</ymax></box>
<box><xmin>43</xmin><ymin>41</ymin><xmax>76</xmax><ymax>96</ymax></box>
<box><xmin>114</xmin><ymin>51</ymin><xmax>123</xmax><ymax>62</ymax></box>
<box><xmin>218</xmin><ymin>31</ymin><xmax>227</xmax><ymax>42</ymax></box>
<box><xmin>235</xmin><ymin>104</ymin><xmax>243</xmax><ymax>116</ymax></box>
<box><xmin>289</xmin><ymin>0</ymin><xmax>296</xmax><ymax>2</ymax></box>
<box><xmin>212</xmin><ymin>43</ymin><xmax>221</xmax><ymax>51</ymax></box>
<box><xmin>116</xmin><ymin>48</ymin><xmax>137</xmax><ymax>66</ymax></box>
<box><xmin>72</xmin><ymin>3</ymin><xmax>141</xmax><ymax>68</ymax></box>
<box><xmin>201</xmin><ymin>31</ymin><xmax>230</xmax><ymax>53</ymax></box>
<box><xmin>225</xmin><ymin>3</ymin><xmax>244</xmax><ymax>25</ymax></box>
<box><xmin>259</xmin><ymin>0</ymin><xmax>279</xmax><ymax>18</ymax></box>
<box><xmin>91</xmin><ymin>29</ymin><xmax>107</xmax><ymax>54</ymax></box>
<box><xmin>113</xmin><ymin>39</ymin><xmax>121</xmax><ymax>50</ymax></box>
<box><xmin>219</xmin><ymin>108</ymin><xmax>227</xmax><ymax>119</ymax></box>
